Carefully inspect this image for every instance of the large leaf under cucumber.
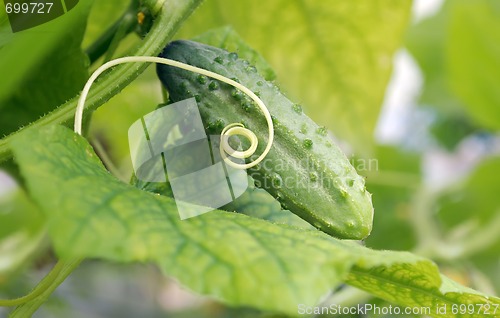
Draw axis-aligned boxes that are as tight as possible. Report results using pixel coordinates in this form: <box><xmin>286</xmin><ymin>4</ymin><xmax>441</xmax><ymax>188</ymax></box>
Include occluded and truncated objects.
<box><xmin>156</xmin><ymin>40</ymin><xmax>373</xmax><ymax>239</ymax></box>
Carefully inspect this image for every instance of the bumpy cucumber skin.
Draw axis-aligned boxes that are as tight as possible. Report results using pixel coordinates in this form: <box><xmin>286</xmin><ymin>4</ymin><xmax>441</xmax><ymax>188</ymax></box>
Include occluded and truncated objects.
<box><xmin>157</xmin><ymin>40</ymin><xmax>374</xmax><ymax>239</ymax></box>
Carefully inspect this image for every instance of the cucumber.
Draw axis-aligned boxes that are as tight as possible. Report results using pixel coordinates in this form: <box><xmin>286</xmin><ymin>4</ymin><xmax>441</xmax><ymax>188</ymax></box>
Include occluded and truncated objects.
<box><xmin>156</xmin><ymin>40</ymin><xmax>373</xmax><ymax>239</ymax></box>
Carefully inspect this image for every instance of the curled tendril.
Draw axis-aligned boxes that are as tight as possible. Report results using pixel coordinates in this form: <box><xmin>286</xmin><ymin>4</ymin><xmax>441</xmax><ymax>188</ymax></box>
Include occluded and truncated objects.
<box><xmin>74</xmin><ymin>56</ymin><xmax>274</xmax><ymax>170</ymax></box>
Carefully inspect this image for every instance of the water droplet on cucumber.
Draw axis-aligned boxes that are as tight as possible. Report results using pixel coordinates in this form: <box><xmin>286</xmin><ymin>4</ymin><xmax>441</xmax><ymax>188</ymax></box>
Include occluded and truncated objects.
<box><xmin>292</xmin><ymin>104</ymin><xmax>303</xmax><ymax>114</ymax></box>
<box><xmin>340</xmin><ymin>188</ymin><xmax>348</xmax><ymax>198</ymax></box>
<box><xmin>271</xmin><ymin>115</ymin><xmax>279</xmax><ymax>125</ymax></box>
<box><xmin>208</xmin><ymin>81</ymin><xmax>219</xmax><ymax>90</ymax></box>
<box><xmin>228</xmin><ymin>52</ymin><xmax>238</xmax><ymax>61</ymax></box>
<box><xmin>300</xmin><ymin>124</ymin><xmax>308</xmax><ymax>134</ymax></box>
<box><xmin>231</xmin><ymin>89</ymin><xmax>243</xmax><ymax>100</ymax></box>
<box><xmin>246</xmin><ymin>65</ymin><xmax>257</xmax><ymax>73</ymax></box>
<box><xmin>271</xmin><ymin>173</ymin><xmax>283</xmax><ymax>189</ymax></box>
<box><xmin>215</xmin><ymin>119</ymin><xmax>225</xmax><ymax>130</ymax></box>
<box><xmin>316</xmin><ymin>126</ymin><xmax>328</xmax><ymax>136</ymax></box>
<box><xmin>309</xmin><ymin>172</ymin><xmax>318</xmax><ymax>182</ymax></box>
<box><xmin>197</xmin><ymin>75</ymin><xmax>207</xmax><ymax>84</ymax></box>
<box><xmin>303</xmin><ymin>139</ymin><xmax>313</xmax><ymax>149</ymax></box>
<box><xmin>241</xmin><ymin>102</ymin><xmax>252</xmax><ymax>112</ymax></box>
<box><xmin>276</xmin><ymin>192</ymin><xmax>283</xmax><ymax>201</ymax></box>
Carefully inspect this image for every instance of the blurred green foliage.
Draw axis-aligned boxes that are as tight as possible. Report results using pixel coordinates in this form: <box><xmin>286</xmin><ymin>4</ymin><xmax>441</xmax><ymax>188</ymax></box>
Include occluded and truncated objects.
<box><xmin>446</xmin><ymin>0</ymin><xmax>500</xmax><ymax>130</ymax></box>
<box><xmin>0</xmin><ymin>0</ymin><xmax>91</xmax><ymax>136</ymax></box>
<box><xmin>406</xmin><ymin>0</ymin><xmax>500</xmax><ymax>149</ymax></box>
<box><xmin>363</xmin><ymin>146</ymin><xmax>420</xmax><ymax>251</ymax></box>
<box><xmin>0</xmin><ymin>0</ymin><xmax>499</xmax><ymax>317</ymax></box>
<box><xmin>404</xmin><ymin>0</ymin><xmax>500</xmax><ymax>297</ymax></box>
<box><xmin>176</xmin><ymin>0</ymin><xmax>412</xmax><ymax>154</ymax></box>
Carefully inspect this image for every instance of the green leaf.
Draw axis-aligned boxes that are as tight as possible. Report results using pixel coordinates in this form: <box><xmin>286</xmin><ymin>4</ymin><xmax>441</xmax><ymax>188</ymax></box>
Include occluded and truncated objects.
<box><xmin>0</xmin><ymin>0</ymin><xmax>91</xmax><ymax>136</ymax></box>
<box><xmin>0</xmin><ymin>9</ymin><xmax>14</xmax><ymax>48</ymax></box>
<box><xmin>428</xmin><ymin>114</ymin><xmax>477</xmax><ymax>151</ymax></box>
<box><xmin>11</xmin><ymin>127</ymin><xmax>354</xmax><ymax>314</ymax></box>
<box><xmin>10</xmin><ymin>125</ymin><xmax>499</xmax><ymax>316</ymax></box>
<box><xmin>406</xmin><ymin>0</ymin><xmax>500</xmax><ymax>131</ymax></box>
<box><xmin>177</xmin><ymin>0</ymin><xmax>412</xmax><ymax>152</ymax></box>
<box><xmin>446</xmin><ymin>0</ymin><xmax>500</xmax><ymax>130</ymax></box>
<box><xmin>347</xmin><ymin>264</ymin><xmax>498</xmax><ymax>317</ymax></box>
<box><xmin>405</xmin><ymin>9</ymin><xmax>459</xmax><ymax>112</ymax></box>
<box><xmin>405</xmin><ymin>6</ymin><xmax>479</xmax><ymax>150</ymax></box>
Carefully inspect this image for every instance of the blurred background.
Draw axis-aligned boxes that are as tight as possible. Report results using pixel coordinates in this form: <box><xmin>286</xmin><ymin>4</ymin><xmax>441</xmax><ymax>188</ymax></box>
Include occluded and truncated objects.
<box><xmin>1</xmin><ymin>0</ymin><xmax>499</xmax><ymax>317</ymax></box>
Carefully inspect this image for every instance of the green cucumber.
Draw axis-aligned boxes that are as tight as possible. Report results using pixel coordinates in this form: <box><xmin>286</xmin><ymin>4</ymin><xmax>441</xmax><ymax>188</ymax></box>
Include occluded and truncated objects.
<box><xmin>156</xmin><ymin>40</ymin><xmax>374</xmax><ymax>239</ymax></box>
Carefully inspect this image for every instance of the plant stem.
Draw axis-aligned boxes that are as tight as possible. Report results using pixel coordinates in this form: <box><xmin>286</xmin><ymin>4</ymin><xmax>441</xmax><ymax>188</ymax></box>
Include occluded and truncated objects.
<box><xmin>0</xmin><ymin>0</ymin><xmax>204</xmax><ymax>164</ymax></box>
<box><xmin>321</xmin><ymin>286</ymin><xmax>371</xmax><ymax>308</ymax></box>
<box><xmin>457</xmin><ymin>211</ymin><xmax>500</xmax><ymax>258</ymax></box>
<box><xmin>85</xmin><ymin>0</ymin><xmax>139</xmax><ymax>64</ymax></box>
<box><xmin>102</xmin><ymin>11</ymin><xmax>137</xmax><ymax>63</ymax></box>
<box><xmin>0</xmin><ymin>262</ymin><xmax>64</xmax><ymax>307</ymax></box>
<box><xmin>143</xmin><ymin>0</ymin><xmax>167</xmax><ymax>15</ymax></box>
<box><xmin>410</xmin><ymin>186</ymin><xmax>443</xmax><ymax>257</ymax></box>
<box><xmin>431</xmin><ymin>210</ymin><xmax>500</xmax><ymax>261</ymax></box>
<box><xmin>91</xmin><ymin>138</ymin><xmax>127</xmax><ymax>181</ymax></box>
<box><xmin>8</xmin><ymin>259</ymin><xmax>82</xmax><ymax>317</ymax></box>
